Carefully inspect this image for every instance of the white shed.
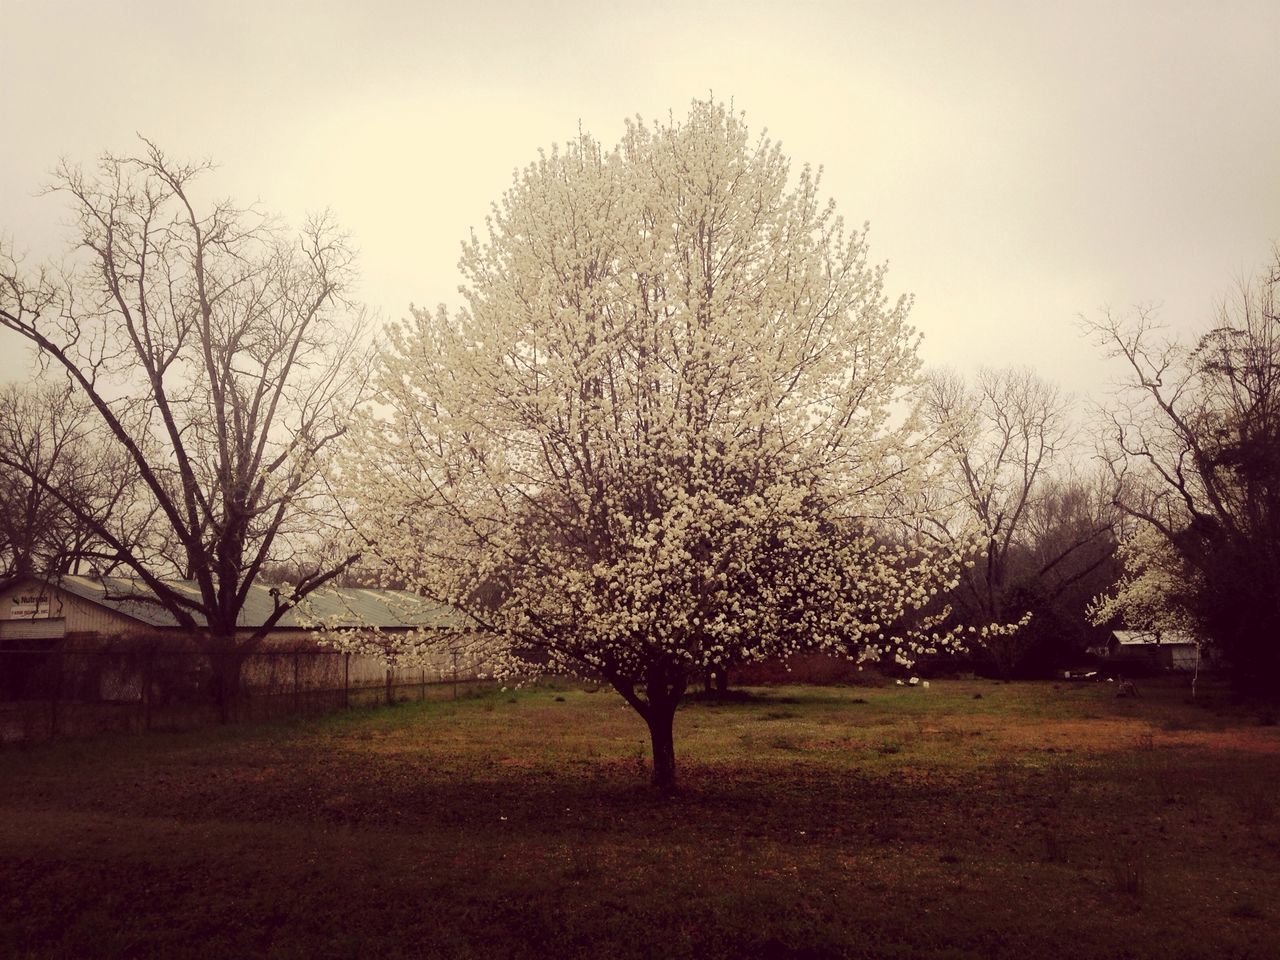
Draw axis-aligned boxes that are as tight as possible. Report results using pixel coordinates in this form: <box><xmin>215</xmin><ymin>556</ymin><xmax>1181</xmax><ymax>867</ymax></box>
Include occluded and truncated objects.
<box><xmin>1105</xmin><ymin>630</ymin><xmax>1202</xmax><ymax>672</ymax></box>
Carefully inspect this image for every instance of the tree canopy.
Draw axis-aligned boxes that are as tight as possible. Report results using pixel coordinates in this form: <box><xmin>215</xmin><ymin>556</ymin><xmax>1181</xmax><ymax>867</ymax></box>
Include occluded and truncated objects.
<box><xmin>347</xmin><ymin>101</ymin><xmax>966</xmax><ymax>787</ymax></box>
<box><xmin>0</xmin><ymin>379</ymin><xmax>134</xmax><ymax>578</ymax></box>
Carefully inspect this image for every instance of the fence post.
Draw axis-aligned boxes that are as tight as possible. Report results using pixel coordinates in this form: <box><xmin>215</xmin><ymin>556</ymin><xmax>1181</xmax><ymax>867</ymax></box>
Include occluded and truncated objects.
<box><xmin>385</xmin><ymin>666</ymin><xmax>393</xmax><ymax>706</ymax></box>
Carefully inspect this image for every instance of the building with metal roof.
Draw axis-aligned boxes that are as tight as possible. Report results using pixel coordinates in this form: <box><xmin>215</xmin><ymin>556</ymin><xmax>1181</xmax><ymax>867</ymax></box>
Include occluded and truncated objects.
<box><xmin>1086</xmin><ymin>630</ymin><xmax>1203</xmax><ymax>672</ymax></box>
<box><xmin>0</xmin><ymin>575</ymin><xmax>488</xmax><ymax>710</ymax></box>
<box><xmin>0</xmin><ymin>574</ymin><xmax>461</xmax><ymax>643</ymax></box>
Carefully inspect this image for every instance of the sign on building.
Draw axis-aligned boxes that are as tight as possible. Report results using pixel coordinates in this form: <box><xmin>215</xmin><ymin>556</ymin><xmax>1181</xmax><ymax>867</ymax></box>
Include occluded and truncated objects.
<box><xmin>8</xmin><ymin>593</ymin><xmax>53</xmax><ymax>619</ymax></box>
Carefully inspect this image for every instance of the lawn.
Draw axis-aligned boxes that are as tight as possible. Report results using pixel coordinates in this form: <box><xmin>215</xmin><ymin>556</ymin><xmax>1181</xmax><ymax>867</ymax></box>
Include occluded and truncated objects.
<box><xmin>2</xmin><ymin>678</ymin><xmax>1278</xmax><ymax>959</ymax></box>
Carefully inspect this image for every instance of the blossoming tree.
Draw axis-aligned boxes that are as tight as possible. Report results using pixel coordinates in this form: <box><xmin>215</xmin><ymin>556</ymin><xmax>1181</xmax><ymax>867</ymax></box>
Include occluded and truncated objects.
<box><xmin>1088</xmin><ymin>524</ymin><xmax>1204</xmax><ymax>637</ymax></box>
<box><xmin>349</xmin><ymin>101</ymin><xmax>967</xmax><ymax>788</ymax></box>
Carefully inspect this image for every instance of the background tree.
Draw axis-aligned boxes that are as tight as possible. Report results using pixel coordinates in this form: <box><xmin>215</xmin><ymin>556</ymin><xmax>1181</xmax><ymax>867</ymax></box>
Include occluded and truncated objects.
<box><xmin>1088</xmin><ymin>522</ymin><xmax>1204</xmax><ymax>638</ymax></box>
<box><xmin>1084</xmin><ymin>249</ymin><xmax>1280</xmax><ymax>694</ymax></box>
<box><xmin>0</xmin><ymin>144</ymin><xmax>372</xmax><ymax>713</ymax></box>
<box><xmin>0</xmin><ymin>378</ymin><xmax>135</xmax><ymax>577</ymax></box>
<box><xmin>915</xmin><ymin>367</ymin><xmax>1118</xmax><ymax>676</ymax></box>
<box><xmin>348</xmin><ymin>101</ymin><xmax>966</xmax><ymax>789</ymax></box>
<box><xmin>1011</xmin><ymin>471</ymin><xmax>1124</xmax><ymax>672</ymax></box>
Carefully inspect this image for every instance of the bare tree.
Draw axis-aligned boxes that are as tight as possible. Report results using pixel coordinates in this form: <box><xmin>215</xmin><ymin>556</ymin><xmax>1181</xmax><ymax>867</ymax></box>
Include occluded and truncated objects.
<box><xmin>0</xmin><ymin>142</ymin><xmax>372</xmax><ymax>713</ymax></box>
<box><xmin>1084</xmin><ymin>249</ymin><xmax>1280</xmax><ymax>693</ymax></box>
<box><xmin>0</xmin><ymin>378</ymin><xmax>135</xmax><ymax>577</ymax></box>
<box><xmin>917</xmin><ymin>366</ymin><xmax>1116</xmax><ymax>675</ymax></box>
<box><xmin>1022</xmin><ymin>471</ymin><xmax>1125</xmax><ymax>602</ymax></box>
<box><xmin>1016</xmin><ymin>471</ymin><xmax>1125</xmax><ymax>667</ymax></box>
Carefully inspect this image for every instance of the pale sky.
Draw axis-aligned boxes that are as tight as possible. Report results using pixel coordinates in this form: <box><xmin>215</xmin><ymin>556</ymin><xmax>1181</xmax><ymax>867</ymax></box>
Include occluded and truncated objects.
<box><xmin>3</xmin><ymin>0</ymin><xmax>1278</xmax><ymax>400</ymax></box>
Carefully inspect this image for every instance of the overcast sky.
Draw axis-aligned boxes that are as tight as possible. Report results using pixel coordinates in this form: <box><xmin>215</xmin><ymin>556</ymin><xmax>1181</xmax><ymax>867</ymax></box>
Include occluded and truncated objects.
<box><xmin>3</xmin><ymin>0</ymin><xmax>1278</xmax><ymax>400</ymax></box>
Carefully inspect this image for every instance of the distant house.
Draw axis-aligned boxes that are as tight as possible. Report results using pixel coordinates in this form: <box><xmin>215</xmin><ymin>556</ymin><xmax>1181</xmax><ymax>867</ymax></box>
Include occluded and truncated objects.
<box><xmin>0</xmin><ymin>575</ymin><xmax>481</xmax><ymax>700</ymax></box>
<box><xmin>0</xmin><ymin>574</ymin><xmax>458</xmax><ymax>644</ymax></box>
<box><xmin>1089</xmin><ymin>630</ymin><xmax>1203</xmax><ymax>673</ymax></box>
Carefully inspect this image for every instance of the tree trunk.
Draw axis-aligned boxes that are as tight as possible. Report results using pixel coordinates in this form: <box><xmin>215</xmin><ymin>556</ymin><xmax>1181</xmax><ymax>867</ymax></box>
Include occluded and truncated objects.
<box><xmin>608</xmin><ymin>664</ymin><xmax>686</xmax><ymax>791</ymax></box>
<box><xmin>209</xmin><ymin>641</ymin><xmax>246</xmax><ymax>723</ymax></box>
<box><xmin>643</xmin><ymin>661</ymin><xmax>686</xmax><ymax>791</ymax></box>
<box><xmin>702</xmin><ymin>667</ymin><xmax>728</xmax><ymax>698</ymax></box>
<box><xmin>646</xmin><ymin>703</ymin><xmax>678</xmax><ymax>792</ymax></box>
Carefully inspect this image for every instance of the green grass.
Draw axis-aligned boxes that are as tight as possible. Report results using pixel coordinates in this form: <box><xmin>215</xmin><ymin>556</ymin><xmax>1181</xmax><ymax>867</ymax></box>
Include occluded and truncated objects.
<box><xmin>2</xmin><ymin>678</ymin><xmax>1278</xmax><ymax>959</ymax></box>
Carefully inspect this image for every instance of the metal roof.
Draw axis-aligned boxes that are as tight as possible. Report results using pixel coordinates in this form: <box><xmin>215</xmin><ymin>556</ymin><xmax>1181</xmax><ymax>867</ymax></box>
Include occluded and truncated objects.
<box><xmin>1111</xmin><ymin>630</ymin><xmax>1199</xmax><ymax>647</ymax></box>
<box><xmin>41</xmin><ymin>575</ymin><xmax>460</xmax><ymax>631</ymax></box>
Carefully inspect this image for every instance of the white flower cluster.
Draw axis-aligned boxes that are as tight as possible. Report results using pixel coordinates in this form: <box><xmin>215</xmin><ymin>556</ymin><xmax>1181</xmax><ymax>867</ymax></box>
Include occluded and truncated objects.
<box><xmin>1087</xmin><ymin>524</ymin><xmax>1203</xmax><ymax>635</ymax></box>
<box><xmin>339</xmin><ymin>101</ymin><xmax>966</xmax><ymax>698</ymax></box>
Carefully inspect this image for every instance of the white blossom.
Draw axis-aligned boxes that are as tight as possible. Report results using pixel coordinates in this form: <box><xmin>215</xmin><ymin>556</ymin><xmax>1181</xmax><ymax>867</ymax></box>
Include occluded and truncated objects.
<box><xmin>341</xmin><ymin>100</ymin><xmax>966</xmax><ymax>785</ymax></box>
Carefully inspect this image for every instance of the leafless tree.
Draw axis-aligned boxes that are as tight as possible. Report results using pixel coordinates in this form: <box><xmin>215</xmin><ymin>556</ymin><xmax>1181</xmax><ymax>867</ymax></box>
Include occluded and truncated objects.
<box><xmin>917</xmin><ymin>366</ymin><xmax>1117</xmax><ymax>675</ymax></box>
<box><xmin>0</xmin><ymin>379</ymin><xmax>136</xmax><ymax>577</ymax></box>
<box><xmin>1022</xmin><ymin>471</ymin><xmax>1126</xmax><ymax>598</ymax></box>
<box><xmin>0</xmin><ymin>142</ymin><xmax>372</xmax><ymax>713</ymax></box>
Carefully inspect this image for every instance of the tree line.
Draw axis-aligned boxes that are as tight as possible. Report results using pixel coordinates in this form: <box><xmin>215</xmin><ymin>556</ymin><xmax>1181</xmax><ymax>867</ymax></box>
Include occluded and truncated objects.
<box><xmin>3</xmin><ymin>102</ymin><xmax>1277</xmax><ymax>784</ymax></box>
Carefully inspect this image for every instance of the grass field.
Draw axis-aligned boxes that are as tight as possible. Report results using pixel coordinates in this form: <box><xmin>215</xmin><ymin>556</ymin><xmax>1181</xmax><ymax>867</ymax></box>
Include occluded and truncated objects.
<box><xmin>2</xmin><ymin>677</ymin><xmax>1279</xmax><ymax>959</ymax></box>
